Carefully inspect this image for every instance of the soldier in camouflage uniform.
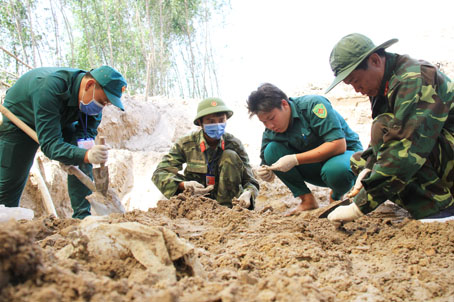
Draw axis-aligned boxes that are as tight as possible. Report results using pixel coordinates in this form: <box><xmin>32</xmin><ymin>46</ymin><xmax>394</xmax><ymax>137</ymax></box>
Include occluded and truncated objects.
<box><xmin>152</xmin><ymin>98</ymin><xmax>259</xmax><ymax>209</ymax></box>
<box><xmin>325</xmin><ymin>33</ymin><xmax>454</xmax><ymax>223</ymax></box>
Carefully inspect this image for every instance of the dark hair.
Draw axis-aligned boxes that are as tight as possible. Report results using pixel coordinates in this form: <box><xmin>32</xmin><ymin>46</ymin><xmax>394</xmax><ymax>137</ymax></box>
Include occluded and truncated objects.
<box><xmin>247</xmin><ymin>83</ymin><xmax>288</xmax><ymax>117</ymax></box>
<box><xmin>197</xmin><ymin>112</ymin><xmax>227</xmax><ymax>126</ymax></box>
<box><xmin>84</xmin><ymin>71</ymin><xmax>95</xmax><ymax>79</ymax></box>
<box><xmin>355</xmin><ymin>49</ymin><xmax>386</xmax><ymax>71</ymax></box>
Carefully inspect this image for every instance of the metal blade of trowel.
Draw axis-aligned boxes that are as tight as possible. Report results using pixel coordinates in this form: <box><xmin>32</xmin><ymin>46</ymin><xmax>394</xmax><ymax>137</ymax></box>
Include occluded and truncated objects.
<box><xmin>93</xmin><ymin>136</ymin><xmax>109</xmax><ymax>195</ymax></box>
<box><xmin>318</xmin><ymin>198</ymin><xmax>351</xmax><ymax>218</ymax></box>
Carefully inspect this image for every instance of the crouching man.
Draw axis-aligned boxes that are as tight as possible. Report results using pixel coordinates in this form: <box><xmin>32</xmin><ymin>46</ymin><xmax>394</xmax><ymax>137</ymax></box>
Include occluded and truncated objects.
<box><xmin>152</xmin><ymin>98</ymin><xmax>259</xmax><ymax>209</ymax></box>
<box><xmin>325</xmin><ymin>33</ymin><xmax>454</xmax><ymax>223</ymax></box>
<box><xmin>247</xmin><ymin>83</ymin><xmax>363</xmax><ymax>216</ymax></box>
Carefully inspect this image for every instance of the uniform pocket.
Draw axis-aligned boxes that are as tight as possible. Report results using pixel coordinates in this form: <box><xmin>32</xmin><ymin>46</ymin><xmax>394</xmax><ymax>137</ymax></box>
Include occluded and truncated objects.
<box><xmin>186</xmin><ymin>161</ymin><xmax>207</xmax><ymax>174</ymax></box>
<box><xmin>0</xmin><ymin>140</ymin><xmax>14</xmax><ymax>168</ymax></box>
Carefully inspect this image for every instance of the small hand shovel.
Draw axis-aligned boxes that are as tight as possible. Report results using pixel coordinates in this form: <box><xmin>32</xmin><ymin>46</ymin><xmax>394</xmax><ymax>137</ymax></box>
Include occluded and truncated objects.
<box><xmin>318</xmin><ymin>198</ymin><xmax>351</xmax><ymax>218</ymax></box>
<box><xmin>93</xmin><ymin>136</ymin><xmax>109</xmax><ymax>195</ymax></box>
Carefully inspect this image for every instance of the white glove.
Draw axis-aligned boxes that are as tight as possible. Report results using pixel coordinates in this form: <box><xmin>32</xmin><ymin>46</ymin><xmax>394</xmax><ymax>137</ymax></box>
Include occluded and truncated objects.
<box><xmin>257</xmin><ymin>165</ymin><xmax>275</xmax><ymax>182</ymax></box>
<box><xmin>237</xmin><ymin>190</ymin><xmax>252</xmax><ymax>209</ymax></box>
<box><xmin>328</xmin><ymin>202</ymin><xmax>364</xmax><ymax>223</ymax></box>
<box><xmin>183</xmin><ymin>181</ymin><xmax>214</xmax><ymax>196</ymax></box>
<box><xmin>87</xmin><ymin>144</ymin><xmax>109</xmax><ymax>164</ymax></box>
<box><xmin>347</xmin><ymin>168</ymin><xmax>371</xmax><ymax>198</ymax></box>
<box><xmin>59</xmin><ymin>163</ymin><xmax>74</xmax><ymax>175</ymax></box>
<box><xmin>269</xmin><ymin>154</ymin><xmax>299</xmax><ymax>172</ymax></box>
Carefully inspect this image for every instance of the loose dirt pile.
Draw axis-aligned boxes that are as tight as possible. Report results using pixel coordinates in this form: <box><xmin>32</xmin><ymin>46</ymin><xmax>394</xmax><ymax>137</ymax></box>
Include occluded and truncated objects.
<box><xmin>1</xmin><ymin>191</ymin><xmax>454</xmax><ymax>302</ymax></box>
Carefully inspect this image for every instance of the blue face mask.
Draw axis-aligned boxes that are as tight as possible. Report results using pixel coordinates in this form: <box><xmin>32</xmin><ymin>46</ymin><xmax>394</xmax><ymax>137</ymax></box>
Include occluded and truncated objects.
<box><xmin>79</xmin><ymin>84</ymin><xmax>104</xmax><ymax>116</ymax></box>
<box><xmin>203</xmin><ymin>123</ymin><xmax>226</xmax><ymax>140</ymax></box>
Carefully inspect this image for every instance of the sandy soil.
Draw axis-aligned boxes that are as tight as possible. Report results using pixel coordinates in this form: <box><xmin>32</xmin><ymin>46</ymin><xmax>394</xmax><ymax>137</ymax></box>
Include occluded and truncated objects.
<box><xmin>1</xmin><ymin>62</ymin><xmax>454</xmax><ymax>301</ymax></box>
<box><xmin>1</xmin><ymin>191</ymin><xmax>454</xmax><ymax>302</ymax></box>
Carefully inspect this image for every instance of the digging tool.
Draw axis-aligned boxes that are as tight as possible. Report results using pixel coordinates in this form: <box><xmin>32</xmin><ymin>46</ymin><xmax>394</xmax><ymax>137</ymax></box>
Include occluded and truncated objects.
<box><xmin>318</xmin><ymin>175</ymin><xmax>366</xmax><ymax>219</ymax></box>
<box><xmin>67</xmin><ymin>165</ymin><xmax>124</xmax><ymax>215</ymax></box>
<box><xmin>318</xmin><ymin>198</ymin><xmax>351</xmax><ymax>218</ymax></box>
<box><xmin>93</xmin><ymin>136</ymin><xmax>109</xmax><ymax>195</ymax></box>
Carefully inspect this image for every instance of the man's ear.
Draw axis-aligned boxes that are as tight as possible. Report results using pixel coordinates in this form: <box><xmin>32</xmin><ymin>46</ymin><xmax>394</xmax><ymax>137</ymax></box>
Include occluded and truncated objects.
<box><xmin>85</xmin><ymin>79</ymin><xmax>96</xmax><ymax>91</ymax></box>
<box><xmin>281</xmin><ymin>99</ymin><xmax>289</xmax><ymax>110</ymax></box>
<box><xmin>369</xmin><ymin>53</ymin><xmax>383</xmax><ymax>68</ymax></box>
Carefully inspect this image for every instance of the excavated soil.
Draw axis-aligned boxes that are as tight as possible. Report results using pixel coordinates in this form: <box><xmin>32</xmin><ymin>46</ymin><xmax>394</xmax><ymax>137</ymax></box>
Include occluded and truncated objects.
<box><xmin>1</xmin><ymin>190</ymin><xmax>454</xmax><ymax>302</ymax></box>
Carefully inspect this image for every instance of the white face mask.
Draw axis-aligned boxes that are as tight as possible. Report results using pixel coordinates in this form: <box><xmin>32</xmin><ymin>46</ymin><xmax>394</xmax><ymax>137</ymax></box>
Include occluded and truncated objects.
<box><xmin>79</xmin><ymin>84</ymin><xmax>104</xmax><ymax>116</ymax></box>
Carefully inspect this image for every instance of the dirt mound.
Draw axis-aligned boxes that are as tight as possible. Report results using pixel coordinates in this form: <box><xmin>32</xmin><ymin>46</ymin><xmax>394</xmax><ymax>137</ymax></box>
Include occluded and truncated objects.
<box><xmin>1</xmin><ymin>193</ymin><xmax>454</xmax><ymax>301</ymax></box>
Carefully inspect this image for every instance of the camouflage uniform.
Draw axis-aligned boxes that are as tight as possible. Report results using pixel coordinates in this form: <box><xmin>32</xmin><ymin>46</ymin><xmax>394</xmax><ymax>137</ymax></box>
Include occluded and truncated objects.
<box><xmin>152</xmin><ymin>129</ymin><xmax>259</xmax><ymax>208</ymax></box>
<box><xmin>351</xmin><ymin>53</ymin><xmax>454</xmax><ymax>219</ymax></box>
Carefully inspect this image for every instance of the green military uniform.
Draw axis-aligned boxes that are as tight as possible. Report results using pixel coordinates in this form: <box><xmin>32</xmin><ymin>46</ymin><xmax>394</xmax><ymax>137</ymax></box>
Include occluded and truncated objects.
<box><xmin>261</xmin><ymin>96</ymin><xmax>363</xmax><ymax>200</ymax></box>
<box><xmin>0</xmin><ymin>67</ymin><xmax>101</xmax><ymax>219</ymax></box>
<box><xmin>351</xmin><ymin>53</ymin><xmax>454</xmax><ymax>219</ymax></box>
<box><xmin>152</xmin><ymin>129</ymin><xmax>259</xmax><ymax>208</ymax></box>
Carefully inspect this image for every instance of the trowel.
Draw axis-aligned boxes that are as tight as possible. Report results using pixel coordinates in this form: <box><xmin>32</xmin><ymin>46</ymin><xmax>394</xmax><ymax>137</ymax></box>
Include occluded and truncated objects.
<box><xmin>318</xmin><ymin>198</ymin><xmax>351</xmax><ymax>218</ymax></box>
<box><xmin>93</xmin><ymin>136</ymin><xmax>109</xmax><ymax>195</ymax></box>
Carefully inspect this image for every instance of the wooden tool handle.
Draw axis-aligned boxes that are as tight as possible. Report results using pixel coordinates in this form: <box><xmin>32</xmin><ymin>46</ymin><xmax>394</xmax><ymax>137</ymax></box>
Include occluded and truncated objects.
<box><xmin>99</xmin><ymin>136</ymin><xmax>106</xmax><ymax>168</ymax></box>
<box><xmin>0</xmin><ymin>104</ymin><xmax>38</xmax><ymax>143</ymax></box>
<box><xmin>68</xmin><ymin>166</ymin><xmax>96</xmax><ymax>192</ymax></box>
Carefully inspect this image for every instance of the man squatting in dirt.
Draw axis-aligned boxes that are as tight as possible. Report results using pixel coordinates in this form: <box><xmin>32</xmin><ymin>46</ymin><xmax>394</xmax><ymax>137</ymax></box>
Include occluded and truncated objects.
<box><xmin>152</xmin><ymin>97</ymin><xmax>259</xmax><ymax>209</ymax></box>
<box><xmin>0</xmin><ymin>66</ymin><xmax>127</xmax><ymax>219</ymax></box>
<box><xmin>247</xmin><ymin>83</ymin><xmax>363</xmax><ymax>215</ymax></box>
<box><xmin>326</xmin><ymin>33</ymin><xmax>454</xmax><ymax>223</ymax></box>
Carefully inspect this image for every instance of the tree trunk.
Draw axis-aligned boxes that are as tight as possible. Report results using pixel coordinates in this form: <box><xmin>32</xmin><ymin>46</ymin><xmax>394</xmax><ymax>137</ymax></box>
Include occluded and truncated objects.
<box><xmin>102</xmin><ymin>0</ymin><xmax>114</xmax><ymax>66</ymax></box>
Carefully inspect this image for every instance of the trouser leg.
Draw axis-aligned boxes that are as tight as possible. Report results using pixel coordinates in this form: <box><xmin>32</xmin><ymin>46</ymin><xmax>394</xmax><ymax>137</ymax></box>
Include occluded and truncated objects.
<box><xmin>320</xmin><ymin>150</ymin><xmax>356</xmax><ymax>200</ymax></box>
<box><xmin>263</xmin><ymin>142</ymin><xmax>318</xmax><ymax>197</ymax></box>
<box><xmin>67</xmin><ymin>163</ymin><xmax>92</xmax><ymax>219</ymax></box>
<box><xmin>63</xmin><ymin>125</ymin><xmax>92</xmax><ymax>219</ymax></box>
<box><xmin>264</xmin><ymin>142</ymin><xmax>356</xmax><ymax>199</ymax></box>
<box><xmin>215</xmin><ymin>149</ymin><xmax>244</xmax><ymax>207</ymax></box>
<box><xmin>0</xmin><ymin>130</ymin><xmax>39</xmax><ymax>207</ymax></box>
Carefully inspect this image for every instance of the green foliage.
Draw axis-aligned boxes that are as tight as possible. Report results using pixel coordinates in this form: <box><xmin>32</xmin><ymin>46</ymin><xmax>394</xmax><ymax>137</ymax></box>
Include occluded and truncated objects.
<box><xmin>0</xmin><ymin>0</ymin><xmax>228</xmax><ymax>98</ymax></box>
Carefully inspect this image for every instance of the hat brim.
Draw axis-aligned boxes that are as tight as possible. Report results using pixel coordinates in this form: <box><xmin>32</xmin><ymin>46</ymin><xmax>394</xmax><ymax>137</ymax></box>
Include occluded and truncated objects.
<box><xmin>104</xmin><ymin>90</ymin><xmax>124</xmax><ymax>111</ymax></box>
<box><xmin>325</xmin><ymin>38</ymin><xmax>398</xmax><ymax>93</ymax></box>
<box><xmin>193</xmin><ymin>109</ymin><xmax>233</xmax><ymax>125</ymax></box>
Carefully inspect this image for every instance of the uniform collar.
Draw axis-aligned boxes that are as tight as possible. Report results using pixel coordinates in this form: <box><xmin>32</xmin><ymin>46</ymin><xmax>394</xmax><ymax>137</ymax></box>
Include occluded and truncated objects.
<box><xmin>198</xmin><ymin>129</ymin><xmax>224</xmax><ymax>152</ymax></box>
<box><xmin>70</xmin><ymin>72</ymin><xmax>87</xmax><ymax>107</ymax></box>
<box><xmin>287</xmin><ymin>98</ymin><xmax>300</xmax><ymax>129</ymax></box>
<box><xmin>377</xmin><ymin>52</ymin><xmax>397</xmax><ymax>96</ymax></box>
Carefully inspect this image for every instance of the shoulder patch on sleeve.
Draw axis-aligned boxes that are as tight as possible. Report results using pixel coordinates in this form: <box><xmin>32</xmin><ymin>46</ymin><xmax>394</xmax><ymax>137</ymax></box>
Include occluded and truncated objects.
<box><xmin>312</xmin><ymin>103</ymin><xmax>327</xmax><ymax>119</ymax></box>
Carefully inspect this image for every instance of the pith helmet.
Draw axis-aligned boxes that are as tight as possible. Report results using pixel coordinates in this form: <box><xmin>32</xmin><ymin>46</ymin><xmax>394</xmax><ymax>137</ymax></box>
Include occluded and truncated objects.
<box><xmin>326</xmin><ymin>33</ymin><xmax>398</xmax><ymax>93</ymax></box>
<box><xmin>193</xmin><ymin>97</ymin><xmax>233</xmax><ymax>125</ymax></box>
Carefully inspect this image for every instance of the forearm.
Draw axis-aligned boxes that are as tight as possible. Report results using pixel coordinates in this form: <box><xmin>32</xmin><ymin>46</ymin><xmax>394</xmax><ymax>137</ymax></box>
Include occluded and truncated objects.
<box><xmin>295</xmin><ymin>139</ymin><xmax>346</xmax><ymax>164</ymax></box>
<box><xmin>152</xmin><ymin>169</ymin><xmax>183</xmax><ymax>198</ymax></box>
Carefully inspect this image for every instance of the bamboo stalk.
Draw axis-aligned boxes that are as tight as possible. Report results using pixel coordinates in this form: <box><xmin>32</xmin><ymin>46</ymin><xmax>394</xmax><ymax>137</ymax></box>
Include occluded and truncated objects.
<box><xmin>0</xmin><ymin>46</ymin><xmax>33</xmax><ymax>70</ymax></box>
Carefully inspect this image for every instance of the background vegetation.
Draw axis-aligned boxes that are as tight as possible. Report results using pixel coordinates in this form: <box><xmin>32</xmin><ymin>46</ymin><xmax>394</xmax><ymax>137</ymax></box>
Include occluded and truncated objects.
<box><xmin>0</xmin><ymin>0</ymin><xmax>228</xmax><ymax>99</ymax></box>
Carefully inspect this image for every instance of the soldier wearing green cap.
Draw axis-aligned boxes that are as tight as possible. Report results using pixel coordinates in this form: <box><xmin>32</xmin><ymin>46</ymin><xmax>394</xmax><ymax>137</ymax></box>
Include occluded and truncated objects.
<box><xmin>0</xmin><ymin>66</ymin><xmax>127</xmax><ymax>219</ymax></box>
<box><xmin>152</xmin><ymin>97</ymin><xmax>259</xmax><ymax>209</ymax></box>
<box><xmin>326</xmin><ymin>33</ymin><xmax>454</xmax><ymax>223</ymax></box>
<box><xmin>247</xmin><ymin>83</ymin><xmax>363</xmax><ymax>216</ymax></box>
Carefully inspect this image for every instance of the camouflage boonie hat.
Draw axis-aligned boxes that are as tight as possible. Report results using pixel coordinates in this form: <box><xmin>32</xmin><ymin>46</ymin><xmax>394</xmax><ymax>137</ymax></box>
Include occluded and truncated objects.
<box><xmin>326</xmin><ymin>33</ymin><xmax>398</xmax><ymax>93</ymax></box>
<box><xmin>193</xmin><ymin>97</ymin><xmax>234</xmax><ymax>125</ymax></box>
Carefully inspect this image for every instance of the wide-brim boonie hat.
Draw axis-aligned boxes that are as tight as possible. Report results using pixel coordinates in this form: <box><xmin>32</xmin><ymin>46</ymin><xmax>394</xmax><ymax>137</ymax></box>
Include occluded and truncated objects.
<box><xmin>326</xmin><ymin>33</ymin><xmax>398</xmax><ymax>93</ymax></box>
<box><xmin>91</xmin><ymin>66</ymin><xmax>127</xmax><ymax>111</ymax></box>
<box><xmin>193</xmin><ymin>97</ymin><xmax>233</xmax><ymax>125</ymax></box>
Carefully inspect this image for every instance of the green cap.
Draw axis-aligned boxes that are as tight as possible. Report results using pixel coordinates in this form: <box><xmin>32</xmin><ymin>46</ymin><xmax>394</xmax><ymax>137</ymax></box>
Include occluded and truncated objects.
<box><xmin>193</xmin><ymin>97</ymin><xmax>233</xmax><ymax>125</ymax></box>
<box><xmin>326</xmin><ymin>33</ymin><xmax>398</xmax><ymax>93</ymax></box>
<box><xmin>91</xmin><ymin>66</ymin><xmax>127</xmax><ymax>111</ymax></box>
